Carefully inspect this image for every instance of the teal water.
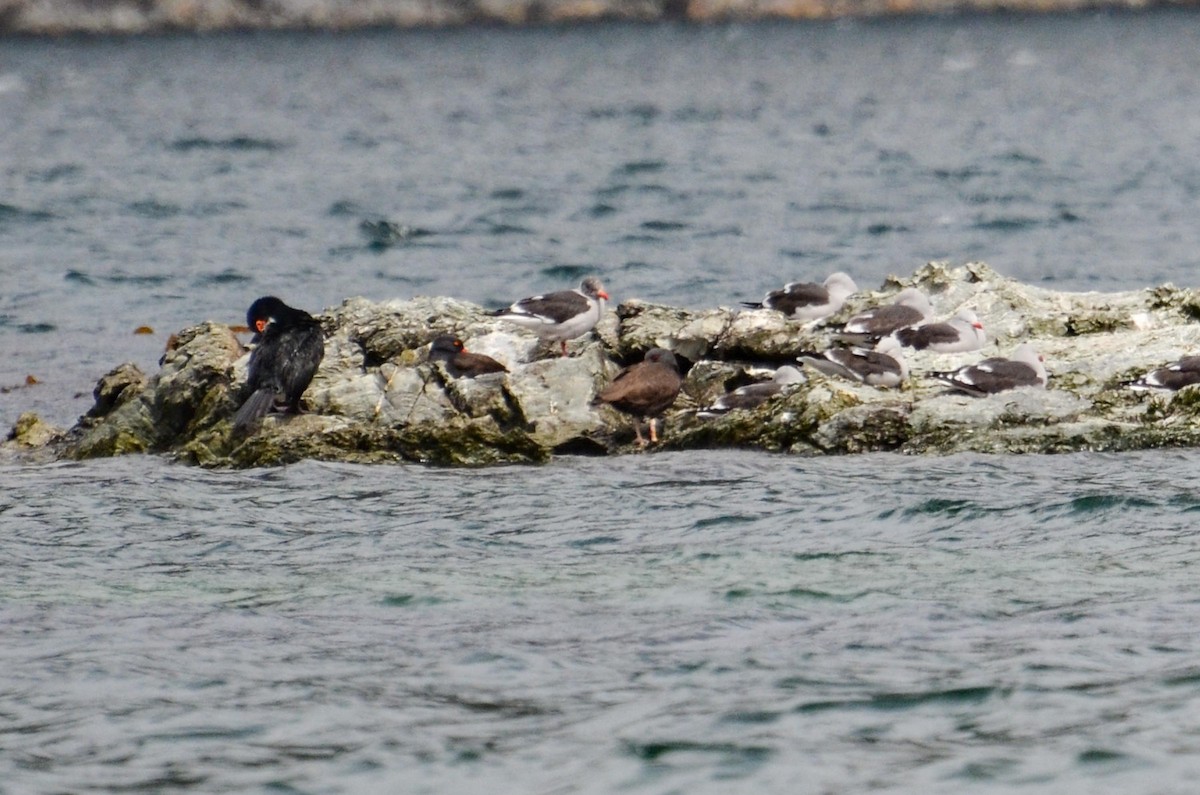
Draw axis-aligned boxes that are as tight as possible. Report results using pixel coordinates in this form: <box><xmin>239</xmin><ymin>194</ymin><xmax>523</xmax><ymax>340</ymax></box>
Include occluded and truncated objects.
<box><xmin>5</xmin><ymin>451</ymin><xmax>1200</xmax><ymax>792</ymax></box>
<box><xmin>4</xmin><ymin>11</ymin><xmax>1200</xmax><ymax>793</ymax></box>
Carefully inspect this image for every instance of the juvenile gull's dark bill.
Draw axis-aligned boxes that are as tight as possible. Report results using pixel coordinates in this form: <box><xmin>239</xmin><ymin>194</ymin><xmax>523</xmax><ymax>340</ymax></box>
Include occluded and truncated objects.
<box><xmin>797</xmin><ymin>336</ymin><xmax>908</xmax><ymax>388</ymax></box>
<box><xmin>233</xmin><ymin>296</ymin><xmax>326</xmax><ymax>433</ymax></box>
<box><xmin>428</xmin><ymin>334</ymin><xmax>508</xmax><ymax>379</ymax></box>
<box><xmin>492</xmin><ymin>276</ymin><xmax>609</xmax><ymax>357</ymax></box>
<box><xmin>930</xmin><ymin>343</ymin><xmax>1047</xmax><ymax>396</ymax></box>
<box><xmin>893</xmin><ymin>308</ymin><xmax>986</xmax><ymax>353</ymax></box>
<box><xmin>593</xmin><ymin>348</ymin><xmax>683</xmax><ymax>446</ymax></box>
<box><xmin>741</xmin><ymin>272</ymin><xmax>858</xmax><ymax>322</ymax></box>
<box><xmin>697</xmin><ymin>365</ymin><xmax>805</xmax><ymax>418</ymax></box>
<box><xmin>1123</xmin><ymin>355</ymin><xmax>1200</xmax><ymax>392</ymax></box>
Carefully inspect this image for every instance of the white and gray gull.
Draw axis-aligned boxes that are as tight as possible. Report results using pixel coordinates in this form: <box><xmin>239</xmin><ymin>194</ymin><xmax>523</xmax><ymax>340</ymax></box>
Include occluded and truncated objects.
<box><xmin>930</xmin><ymin>343</ymin><xmax>1047</xmax><ymax>396</ymax></box>
<box><xmin>697</xmin><ymin>366</ymin><xmax>806</xmax><ymax>418</ymax></box>
<box><xmin>741</xmin><ymin>272</ymin><xmax>858</xmax><ymax>322</ymax></box>
<box><xmin>797</xmin><ymin>336</ymin><xmax>908</xmax><ymax>389</ymax></box>
<box><xmin>1123</xmin><ymin>356</ymin><xmax>1200</xmax><ymax>392</ymax></box>
<box><xmin>893</xmin><ymin>308</ymin><xmax>986</xmax><ymax>353</ymax></box>
<box><xmin>492</xmin><ymin>276</ymin><xmax>609</xmax><ymax>356</ymax></box>
<box><xmin>834</xmin><ymin>287</ymin><xmax>933</xmax><ymax>342</ymax></box>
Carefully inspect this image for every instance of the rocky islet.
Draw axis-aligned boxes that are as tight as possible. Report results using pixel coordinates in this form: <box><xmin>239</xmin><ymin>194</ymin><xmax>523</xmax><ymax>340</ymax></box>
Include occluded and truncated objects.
<box><xmin>9</xmin><ymin>261</ymin><xmax>1200</xmax><ymax>467</ymax></box>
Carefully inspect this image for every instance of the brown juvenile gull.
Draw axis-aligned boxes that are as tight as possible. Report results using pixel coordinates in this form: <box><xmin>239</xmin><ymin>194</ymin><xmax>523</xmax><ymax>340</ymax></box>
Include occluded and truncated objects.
<box><xmin>593</xmin><ymin>348</ymin><xmax>683</xmax><ymax>446</ymax></box>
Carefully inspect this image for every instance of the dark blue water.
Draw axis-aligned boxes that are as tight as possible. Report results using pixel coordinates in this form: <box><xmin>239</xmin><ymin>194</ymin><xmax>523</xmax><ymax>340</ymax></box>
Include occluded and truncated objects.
<box><xmin>5</xmin><ymin>11</ymin><xmax>1200</xmax><ymax>792</ymax></box>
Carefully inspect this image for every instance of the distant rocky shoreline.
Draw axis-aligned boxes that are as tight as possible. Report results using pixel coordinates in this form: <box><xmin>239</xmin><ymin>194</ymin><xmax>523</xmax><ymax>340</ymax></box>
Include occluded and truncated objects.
<box><xmin>2</xmin><ymin>0</ymin><xmax>1196</xmax><ymax>35</ymax></box>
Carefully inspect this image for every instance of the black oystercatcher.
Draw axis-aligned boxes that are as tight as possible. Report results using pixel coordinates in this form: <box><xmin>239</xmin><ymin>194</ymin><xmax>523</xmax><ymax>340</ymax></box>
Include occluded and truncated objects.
<box><xmin>428</xmin><ymin>334</ymin><xmax>509</xmax><ymax>379</ymax></box>
<box><xmin>233</xmin><ymin>296</ymin><xmax>325</xmax><ymax>432</ymax></box>
<box><xmin>741</xmin><ymin>272</ymin><xmax>858</xmax><ymax>322</ymax></box>
<box><xmin>594</xmin><ymin>348</ymin><xmax>683</xmax><ymax>445</ymax></box>
<box><xmin>493</xmin><ymin>276</ymin><xmax>609</xmax><ymax>356</ymax></box>
<box><xmin>930</xmin><ymin>343</ymin><xmax>1047</xmax><ymax>396</ymax></box>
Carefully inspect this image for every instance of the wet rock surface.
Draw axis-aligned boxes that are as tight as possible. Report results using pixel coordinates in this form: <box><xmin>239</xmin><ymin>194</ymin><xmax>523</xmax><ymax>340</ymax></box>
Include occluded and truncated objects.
<box><xmin>8</xmin><ymin>261</ymin><xmax>1200</xmax><ymax>468</ymax></box>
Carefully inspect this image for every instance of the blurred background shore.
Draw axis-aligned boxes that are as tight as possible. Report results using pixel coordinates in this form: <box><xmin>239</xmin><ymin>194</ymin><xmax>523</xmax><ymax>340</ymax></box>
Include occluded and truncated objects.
<box><xmin>4</xmin><ymin>0</ymin><xmax>1198</xmax><ymax>35</ymax></box>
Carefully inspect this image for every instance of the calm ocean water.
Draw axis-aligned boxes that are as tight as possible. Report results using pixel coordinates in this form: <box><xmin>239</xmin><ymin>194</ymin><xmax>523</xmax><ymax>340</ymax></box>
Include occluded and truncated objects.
<box><xmin>4</xmin><ymin>10</ymin><xmax>1200</xmax><ymax>792</ymax></box>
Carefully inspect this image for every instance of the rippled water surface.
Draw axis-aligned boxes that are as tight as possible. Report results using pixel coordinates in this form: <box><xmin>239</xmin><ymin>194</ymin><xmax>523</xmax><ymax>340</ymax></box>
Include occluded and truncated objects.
<box><xmin>5</xmin><ymin>11</ymin><xmax>1200</xmax><ymax>792</ymax></box>
<box><xmin>6</xmin><ymin>451</ymin><xmax>1200</xmax><ymax>792</ymax></box>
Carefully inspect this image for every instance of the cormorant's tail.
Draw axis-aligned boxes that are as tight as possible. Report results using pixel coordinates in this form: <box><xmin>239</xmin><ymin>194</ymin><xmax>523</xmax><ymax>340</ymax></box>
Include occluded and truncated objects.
<box><xmin>233</xmin><ymin>388</ymin><xmax>276</xmax><ymax>433</ymax></box>
<box><xmin>740</xmin><ymin>301</ymin><xmax>764</xmax><ymax>309</ymax></box>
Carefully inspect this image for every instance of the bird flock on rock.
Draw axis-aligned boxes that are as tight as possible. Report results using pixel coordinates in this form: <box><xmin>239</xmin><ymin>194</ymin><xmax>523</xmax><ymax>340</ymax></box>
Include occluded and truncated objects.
<box><xmin>229</xmin><ymin>271</ymin><xmax>1188</xmax><ymax>446</ymax></box>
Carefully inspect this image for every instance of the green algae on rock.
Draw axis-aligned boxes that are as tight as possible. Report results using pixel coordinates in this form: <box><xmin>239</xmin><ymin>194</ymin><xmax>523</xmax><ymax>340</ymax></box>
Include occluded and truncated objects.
<box><xmin>9</xmin><ymin>261</ymin><xmax>1200</xmax><ymax>467</ymax></box>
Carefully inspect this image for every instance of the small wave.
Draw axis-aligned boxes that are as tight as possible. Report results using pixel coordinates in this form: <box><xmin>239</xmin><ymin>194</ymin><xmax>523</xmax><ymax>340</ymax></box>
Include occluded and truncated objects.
<box><xmin>380</xmin><ymin>593</ymin><xmax>445</xmax><ymax>607</ymax></box>
<box><xmin>566</xmin><ymin>534</ymin><xmax>620</xmax><ymax>548</ymax></box>
<box><xmin>327</xmin><ymin>199</ymin><xmax>367</xmax><ymax>217</ymax></box>
<box><xmin>691</xmin><ymin>513</ymin><xmax>758</xmax><ymax>529</ymax></box>
<box><xmin>192</xmin><ymin>200</ymin><xmax>248</xmax><ymax>218</ymax></box>
<box><xmin>796</xmin><ymin>685</ymin><xmax>998</xmax><ymax>714</ymax></box>
<box><xmin>0</xmin><ymin>203</ymin><xmax>55</xmax><ymax>225</ymax></box>
<box><xmin>539</xmin><ymin>264</ymin><xmax>591</xmax><ymax>281</ymax></box>
<box><xmin>971</xmin><ymin>216</ymin><xmax>1042</xmax><ymax>232</ymax></box>
<box><xmin>31</xmin><ymin>164</ymin><xmax>83</xmax><ymax>183</ymax></box>
<box><xmin>1062</xmin><ymin>493</ymin><xmax>1160</xmax><ymax>515</ymax></box>
<box><xmin>693</xmin><ymin>225</ymin><xmax>743</xmax><ymax>238</ymax></box>
<box><xmin>623</xmin><ymin>739</ymin><xmax>773</xmax><ymax>763</ymax></box>
<box><xmin>672</xmin><ymin>106</ymin><xmax>725</xmax><ymax>123</ymax></box>
<box><xmin>721</xmin><ymin>710</ymin><xmax>782</xmax><ymax>725</ymax></box>
<box><xmin>640</xmin><ymin>219</ymin><xmax>688</xmax><ymax>232</ymax></box>
<box><xmin>103</xmin><ymin>272</ymin><xmax>171</xmax><ymax>286</ymax></box>
<box><xmin>489</xmin><ymin>187</ymin><xmax>525</xmax><ymax>200</ymax></box>
<box><xmin>18</xmin><ymin>322</ymin><xmax>56</xmax><ymax>333</ymax></box>
<box><xmin>932</xmin><ymin>166</ymin><xmax>990</xmax><ymax>182</ymax></box>
<box><xmin>586</xmin><ymin>103</ymin><xmax>660</xmax><ymax>122</ymax></box>
<box><xmin>169</xmin><ymin>136</ymin><xmax>289</xmax><ymax>153</ymax></box>
<box><xmin>595</xmin><ymin>182</ymin><xmax>672</xmax><ymax>199</ymax></box>
<box><xmin>127</xmin><ymin>199</ymin><xmax>182</xmax><ymax>219</ymax></box>
<box><xmin>476</xmin><ymin>221</ymin><xmax>534</xmax><ymax>236</ymax></box>
<box><xmin>614</xmin><ymin>159</ymin><xmax>667</xmax><ymax>176</ymax></box>
<box><xmin>584</xmin><ymin>202</ymin><xmax>618</xmax><ymax>218</ymax></box>
<box><xmin>996</xmin><ymin>149</ymin><xmax>1045</xmax><ymax>166</ymax></box>
<box><xmin>902</xmin><ymin>497</ymin><xmax>985</xmax><ymax>518</ymax></box>
<box><xmin>64</xmin><ymin>270</ymin><xmax>96</xmax><ymax>286</ymax></box>
<box><xmin>195</xmin><ymin>269</ymin><xmax>252</xmax><ymax>286</ymax></box>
